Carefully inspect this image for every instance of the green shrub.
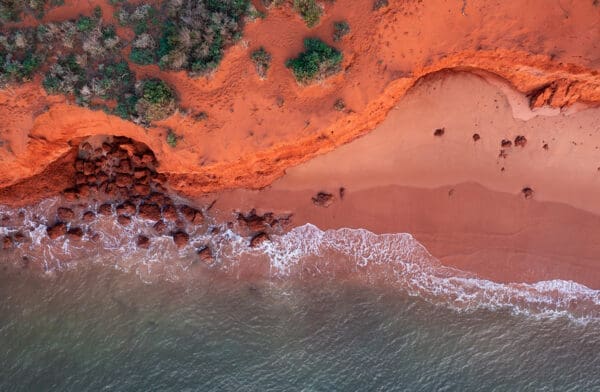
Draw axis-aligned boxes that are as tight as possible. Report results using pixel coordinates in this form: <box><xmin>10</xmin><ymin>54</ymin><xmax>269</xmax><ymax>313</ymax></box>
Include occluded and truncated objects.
<box><xmin>251</xmin><ymin>47</ymin><xmax>271</xmax><ymax>79</ymax></box>
<box><xmin>141</xmin><ymin>79</ymin><xmax>174</xmax><ymax>104</ymax></box>
<box><xmin>111</xmin><ymin>0</ymin><xmax>250</xmax><ymax>74</ymax></box>
<box><xmin>77</xmin><ymin>16</ymin><xmax>96</xmax><ymax>32</ymax></box>
<box><xmin>42</xmin><ymin>54</ymin><xmax>83</xmax><ymax>95</ymax></box>
<box><xmin>333</xmin><ymin>21</ymin><xmax>350</xmax><ymax>41</ymax></box>
<box><xmin>373</xmin><ymin>0</ymin><xmax>388</xmax><ymax>10</ymax></box>
<box><xmin>166</xmin><ymin>129</ymin><xmax>179</xmax><ymax>147</ymax></box>
<box><xmin>293</xmin><ymin>0</ymin><xmax>322</xmax><ymax>28</ymax></box>
<box><xmin>286</xmin><ymin>38</ymin><xmax>342</xmax><ymax>84</ymax></box>
<box><xmin>130</xmin><ymin>48</ymin><xmax>155</xmax><ymax>65</ymax></box>
<box><xmin>0</xmin><ymin>0</ymin><xmax>49</xmax><ymax>22</ymax></box>
<box><xmin>135</xmin><ymin>78</ymin><xmax>176</xmax><ymax>123</ymax></box>
<box><xmin>93</xmin><ymin>5</ymin><xmax>102</xmax><ymax>19</ymax></box>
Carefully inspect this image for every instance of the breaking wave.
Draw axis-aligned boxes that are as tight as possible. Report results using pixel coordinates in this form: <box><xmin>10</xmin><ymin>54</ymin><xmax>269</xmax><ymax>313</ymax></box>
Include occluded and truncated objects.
<box><xmin>1</xmin><ymin>199</ymin><xmax>599</xmax><ymax>323</ymax></box>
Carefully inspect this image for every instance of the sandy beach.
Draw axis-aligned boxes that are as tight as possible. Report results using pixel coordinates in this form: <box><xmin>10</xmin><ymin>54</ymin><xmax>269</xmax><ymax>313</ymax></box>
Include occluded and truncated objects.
<box><xmin>212</xmin><ymin>71</ymin><xmax>600</xmax><ymax>288</ymax></box>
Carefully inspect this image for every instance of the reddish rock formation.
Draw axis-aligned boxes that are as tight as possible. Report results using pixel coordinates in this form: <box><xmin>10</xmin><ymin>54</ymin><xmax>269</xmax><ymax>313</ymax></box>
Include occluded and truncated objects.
<box><xmin>139</xmin><ymin>203</ymin><xmax>161</xmax><ymax>221</ymax></box>
<box><xmin>180</xmin><ymin>205</ymin><xmax>204</xmax><ymax>225</ymax></box>
<box><xmin>57</xmin><ymin>207</ymin><xmax>75</xmax><ymax>221</ymax></box>
<box><xmin>82</xmin><ymin>211</ymin><xmax>96</xmax><ymax>222</ymax></box>
<box><xmin>312</xmin><ymin>192</ymin><xmax>335</xmax><ymax>208</ymax></box>
<box><xmin>250</xmin><ymin>232</ymin><xmax>269</xmax><ymax>248</ymax></box>
<box><xmin>137</xmin><ymin>235</ymin><xmax>150</xmax><ymax>249</ymax></box>
<box><xmin>153</xmin><ymin>220</ymin><xmax>167</xmax><ymax>235</ymax></box>
<box><xmin>66</xmin><ymin>227</ymin><xmax>84</xmax><ymax>240</ymax></box>
<box><xmin>197</xmin><ymin>246</ymin><xmax>214</xmax><ymax>264</ymax></box>
<box><xmin>98</xmin><ymin>204</ymin><xmax>113</xmax><ymax>216</ymax></box>
<box><xmin>117</xmin><ymin>215</ymin><xmax>132</xmax><ymax>226</ymax></box>
<box><xmin>115</xmin><ymin>174</ymin><xmax>133</xmax><ymax>188</ymax></box>
<box><xmin>162</xmin><ymin>205</ymin><xmax>179</xmax><ymax>222</ymax></box>
<box><xmin>47</xmin><ymin>223</ymin><xmax>67</xmax><ymax>239</ymax></box>
<box><xmin>116</xmin><ymin>202</ymin><xmax>136</xmax><ymax>216</ymax></box>
<box><xmin>172</xmin><ymin>231</ymin><xmax>189</xmax><ymax>248</ymax></box>
<box><xmin>2</xmin><ymin>236</ymin><xmax>13</xmax><ymax>249</ymax></box>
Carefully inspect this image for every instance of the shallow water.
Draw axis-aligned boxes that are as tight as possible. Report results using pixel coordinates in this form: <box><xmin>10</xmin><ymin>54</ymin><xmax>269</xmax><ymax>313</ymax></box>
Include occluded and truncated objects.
<box><xmin>0</xmin><ymin>265</ymin><xmax>599</xmax><ymax>392</ymax></box>
<box><xmin>1</xmin><ymin>199</ymin><xmax>600</xmax><ymax>390</ymax></box>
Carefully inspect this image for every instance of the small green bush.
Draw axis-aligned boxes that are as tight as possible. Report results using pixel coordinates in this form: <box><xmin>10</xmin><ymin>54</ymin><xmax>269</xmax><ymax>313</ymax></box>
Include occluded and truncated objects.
<box><xmin>293</xmin><ymin>0</ymin><xmax>322</xmax><ymax>28</ymax></box>
<box><xmin>141</xmin><ymin>79</ymin><xmax>174</xmax><ymax>104</ymax></box>
<box><xmin>251</xmin><ymin>47</ymin><xmax>271</xmax><ymax>79</ymax></box>
<box><xmin>130</xmin><ymin>48</ymin><xmax>155</xmax><ymax>65</ymax></box>
<box><xmin>166</xmin><ymin>129</ymin><xmax>179</xmax><ymax>147</ymax></box>
<box><xmin>373</xmin><ymin>0</ymin><xmax>389</xmax><ymax>10</ymax></box>
<box><xmin>286</xmin><ymin>38</ymin><xmax>342</xmax><ymax>84</ymax></box>
<box><xmin>135</xmin><ymin>78</ymin><xmax>176</xmax><ymax>123</ymax></box>
<box><xmin>76</xmin><ymin>16</ymin><xmax>95</xmax><ymax>32</ymax></box>
<box><xmin>0</xmin><ymin>0</ymin><xmax>48</xmax><ymax>22</ymax></box>
<box><xmin>333</xmin><ymin>21</ymin><xmax>350</xmax><ymax>42</ymax></box>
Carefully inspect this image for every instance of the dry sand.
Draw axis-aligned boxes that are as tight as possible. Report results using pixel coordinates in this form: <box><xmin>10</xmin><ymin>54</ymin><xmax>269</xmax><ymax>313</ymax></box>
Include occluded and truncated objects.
<box><xmin>213</xmin><ymin>71</ymin><xmax>600</xmax><ymax>288</ymax></box>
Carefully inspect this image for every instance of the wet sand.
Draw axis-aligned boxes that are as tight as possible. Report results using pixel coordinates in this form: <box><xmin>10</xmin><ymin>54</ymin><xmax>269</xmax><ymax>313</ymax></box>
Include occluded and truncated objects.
<box><xmin>212</xmin><ymin>71</ymin><xmax>600</xmax><ymax>288</ymax></box>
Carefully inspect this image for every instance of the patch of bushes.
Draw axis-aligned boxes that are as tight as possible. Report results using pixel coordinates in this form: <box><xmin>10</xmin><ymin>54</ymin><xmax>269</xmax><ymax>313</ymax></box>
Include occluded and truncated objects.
<box><xmin>0</xmin><ymin>0</ymin><xmax>49</xmax><ymax>22</ymax></box>
<box><xmin>333</xmin><ymin>98</ymin><xmax>345</xmax><ymax>111</ymax></box>
<box><xmin>0</xmin><ymin>30</ymin><xmax>45</xmax><ymax>86</ymax></box>
<box><xmin>115</xmin><ymin>0</ymin><xmax>251</xmax><ymax>75</ymax></box>
<box><xmin>293</xmin><ymin>0</ymin><xmax>322</xmax><ymax>27</ymax></box>
<box><xmin>333</xmin><ymin>21</ymin><xmax>350</xmax><ymax>41</ymax></box>
<box><xmin>0</xmin><ymin>4</ymin><xmax>181</xmax><ymax>125</ymax></box>
<box><xmin>251</xmin><ymin>47</ymin><xmax>271</xmax><ymax>79</ymax></box>
<box><xmin>286</xmin><ymin>38</ymin><xmax>342</xmax><ymax>84</ymax></box>
<box><xmin>373</xmin><ymin>0</ymin><xmax>389</xmax><ymax>10</ymax></box>
<box><xmin>166</xmin><ymin>129</ymin><xmax>180</xmax><ymax>147</ymax></box>
<box><xmin>134</xmin><ymin>79</ymin><xmax>176</xmax><ymax>123</ymax></box>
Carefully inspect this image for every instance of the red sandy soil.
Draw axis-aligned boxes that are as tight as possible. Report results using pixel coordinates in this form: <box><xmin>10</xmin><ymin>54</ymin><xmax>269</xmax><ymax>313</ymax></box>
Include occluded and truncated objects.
<box><xmin>1</xmin><ymin>1</ymin><xmax>599</xmax><ymax>286</ymax></box>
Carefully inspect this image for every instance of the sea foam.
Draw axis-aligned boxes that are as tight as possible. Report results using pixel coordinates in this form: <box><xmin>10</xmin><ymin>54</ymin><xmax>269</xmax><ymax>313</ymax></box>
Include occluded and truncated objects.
<box><xmin>1</xmin><ymin>201</ymin><xmax>599</xmax><ymax>323</ymax></box>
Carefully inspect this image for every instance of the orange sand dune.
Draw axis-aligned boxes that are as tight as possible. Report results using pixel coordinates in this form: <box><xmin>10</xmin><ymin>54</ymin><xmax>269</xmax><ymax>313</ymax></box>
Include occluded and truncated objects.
<box><xmin>0</xmin><ymin>0</ymin><xmax>599</xmax><ymax>199</ymax></box>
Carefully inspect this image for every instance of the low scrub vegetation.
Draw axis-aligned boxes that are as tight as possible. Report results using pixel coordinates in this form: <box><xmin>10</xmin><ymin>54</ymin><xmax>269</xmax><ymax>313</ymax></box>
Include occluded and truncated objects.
<box><xmin>0</xmin><ymin>0</ymin><xmax>62</xmax><ymax>22</ymax></box>
<box><xmin>135</xmin><ymin>78</ymin><xmax>177</xmax><ymax>123</ymax></box>
<box><xmin>293</xmin><ymin>0</ymin><xmax>322</xmax><ymax>28</ymax></box>
<box><xmin>333</xmin><ymin>21</ymin><xmax>350</xmax><ymax>41</ymax></box>
<box><xmin>1</xmin><ymin>11</ymin><xmax>177</xmax><ymax>125</ymax></box>
<box><xmin>251</xmin><ymin>47</ymin><xmax>271</xmax><ymax>79</ymax></box>
<box><xmin>116</xmin><ymin>0</ymin><xmax>251</xmax><ymax>75</ymax></box>
<box><xmin>286</xmin><ymin>38</ymin><xmax>342</xmax><ymax>84</ymax></box>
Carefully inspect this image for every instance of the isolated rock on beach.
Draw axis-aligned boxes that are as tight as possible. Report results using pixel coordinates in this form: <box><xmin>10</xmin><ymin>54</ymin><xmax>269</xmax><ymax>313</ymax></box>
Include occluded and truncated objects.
<box><xmin>312</xmin><ymin>192</ymin><xmax>335</xmax><ymax>208</ymax></box>
<box><xmin>250</xmin><ymin>232</ymin><xmax>269</xmax><ymax>248</ymax></box>
<box><xmin>197</xmin><ymin>246</ymin><xmax>215</xmax><ymax>264</ymax></box>
<box><xmin>137</xmin><ymin>235</ymin><xmax>150</xmax><ymax>249</ymax></box>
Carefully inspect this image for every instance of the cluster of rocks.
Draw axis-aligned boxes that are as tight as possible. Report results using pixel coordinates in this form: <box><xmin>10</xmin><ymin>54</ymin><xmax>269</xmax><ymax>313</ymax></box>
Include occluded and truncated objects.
<box><xmin>236</xmin><ymin>209</ymin><xmax>292</xmax><ymax>248</ymax></box>
<box><xmin>1</xmin><ymin>230</ymin><xmax>25</xmax><ymax>250</ymax></box>
<box><xmin>43</xmin><ymin>137</ymin><xmax>209</xmax><ymax>253</ymax></box>
<box><xmin>2</xmin><ymin>137</ymin><xmax>297</xmax><ymax>267</ymax></box>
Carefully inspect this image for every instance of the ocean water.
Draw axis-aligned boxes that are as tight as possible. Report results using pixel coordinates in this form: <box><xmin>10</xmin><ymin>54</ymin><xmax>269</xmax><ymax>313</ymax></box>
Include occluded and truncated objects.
<box><xmin>1</xmin><ymin>201</ymin><xmax>600</xmax><ymax>391</ymax></box>
<box><xmin>1</xmin><ymin>266</ymin><xmax>599</xmax><ymax>391</ymax></box>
